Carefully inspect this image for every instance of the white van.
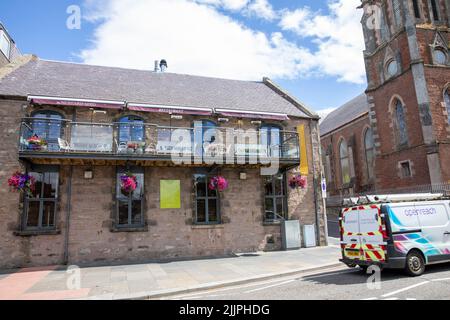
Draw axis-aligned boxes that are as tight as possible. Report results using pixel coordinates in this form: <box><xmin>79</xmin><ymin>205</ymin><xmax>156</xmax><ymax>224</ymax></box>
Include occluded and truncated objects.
<box><xmin>339</xmin><ymin>194</ymin><xmax>450</xmax><ymax>276</ymax></box>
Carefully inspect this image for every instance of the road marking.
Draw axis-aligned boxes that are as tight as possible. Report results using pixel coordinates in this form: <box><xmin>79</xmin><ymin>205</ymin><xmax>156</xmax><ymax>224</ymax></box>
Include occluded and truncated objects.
<box><xmin>431</xmin><ymin>277</ymin><xmax>450</xmax><ymax>282</ymax></box>
<box><xmin>381</xmin><ymin>281</ymin><xmax>429</xmax><ymax>298</ymax></box>
<box><xmin>244</xmin><ymin>280</ymin><xmax>295</xmax><ymax>294</ymax></box>
<box><xmin>303</xmin><ymin>269</ymin><xmax>357</xmax><ymax>280</ymax></box>
<box><xmin>362</xmin><ymin>297</ymin><xmax>378</xmax><ymax>300</ymax></box>
<box><xmin>383</xmin><ymin>297</ymin><xmax>399</xmax><ymax>300</ymax></box>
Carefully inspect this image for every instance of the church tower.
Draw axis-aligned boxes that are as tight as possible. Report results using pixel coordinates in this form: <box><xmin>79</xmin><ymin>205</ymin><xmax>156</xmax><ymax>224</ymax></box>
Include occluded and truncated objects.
<box><xmin>360</xmin><ymin>0</ymin><xmax>450</xmax><ymax>190</ymax></box>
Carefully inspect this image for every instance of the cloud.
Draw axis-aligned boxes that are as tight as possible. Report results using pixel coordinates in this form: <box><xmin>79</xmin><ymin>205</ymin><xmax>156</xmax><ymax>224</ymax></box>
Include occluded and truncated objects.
<box><xmin>80</xmin><ymin>0</ymin><xmax>314</xmax><ymax>81</ymax></box>
<box><xmin>279</xmin><ymin>0</ymin><xmax>366</xmax><ymax>84</ymax></box>
<box><xmin>80</xmin><ymin>0</ymin><xmax>365</xmax><ymax>85</ymax></box>
<box><xmin>246</xmin><ymin>0</ymin><xmax>277</xmax><ymax>21</ymax></box>
<box><xmin>317</xmin><ymin>107</ymin><xmax>337</xmax><ymax>123</ymax></box>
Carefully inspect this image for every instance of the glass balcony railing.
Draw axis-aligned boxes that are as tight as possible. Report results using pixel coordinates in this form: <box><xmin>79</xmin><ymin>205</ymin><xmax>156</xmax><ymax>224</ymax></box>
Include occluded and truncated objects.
<box><xmin>19</xmin><ymin>118</ymin><xmax>300</xmax><ymax>162</ymax></box>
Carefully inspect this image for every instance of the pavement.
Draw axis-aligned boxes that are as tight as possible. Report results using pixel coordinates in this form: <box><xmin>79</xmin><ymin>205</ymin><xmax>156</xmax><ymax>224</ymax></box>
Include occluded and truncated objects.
<box><xmin>0</xmin><ymin>240</ymin><xmax>341</xmax><ymax>300</ymax></box>
<box><xmin>171</xmin><ymin>261</ymin><xmax>450</xmax><ymax>300</ymax></box>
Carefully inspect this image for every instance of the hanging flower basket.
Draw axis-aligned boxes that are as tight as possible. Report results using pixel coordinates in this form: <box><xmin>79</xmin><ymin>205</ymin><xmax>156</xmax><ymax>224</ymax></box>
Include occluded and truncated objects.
<box><xmin>288</xmin><ymin>175</ymin><xmax>307</xmax><ymax>190</ymax></box>
<box><xmin>208</xmin><ymin>176</ymin><xmax>228</xmax><ymax>192</ymax></box>
<box><xmin>8</xmin><ymin>172</ymin><xmax>36</xmax><ymax>196</ymax></box>
<box><xmin>120</xmin><ymin>172</ymin><xmax>138</xmax><ymax>196</ymax></box>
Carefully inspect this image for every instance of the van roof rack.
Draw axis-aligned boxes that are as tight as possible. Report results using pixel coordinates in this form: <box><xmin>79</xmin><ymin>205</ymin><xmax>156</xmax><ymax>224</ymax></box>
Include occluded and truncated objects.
<box><xmin>342</xmin><ymin>193</ymin><xmax>449</xmax><ymax>206</ymax></box>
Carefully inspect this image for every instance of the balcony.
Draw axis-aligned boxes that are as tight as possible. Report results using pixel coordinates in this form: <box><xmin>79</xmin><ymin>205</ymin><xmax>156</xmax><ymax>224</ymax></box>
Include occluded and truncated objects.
<box><xmin>18</xmin><ymin>118</ymin><xmax>300</xmax><ymax>168</ymax></box>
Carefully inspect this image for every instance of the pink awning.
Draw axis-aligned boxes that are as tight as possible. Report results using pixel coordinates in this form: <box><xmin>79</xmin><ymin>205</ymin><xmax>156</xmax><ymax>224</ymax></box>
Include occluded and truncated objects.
<box><xmin>217</xmin><ymin>110</ymin><xmax>289</xmax><ymax>121</ymax></box>
<box><xmin>127</xmin><ymin>104</ymin><xmax>212</xmax><ymax>116</ymax></box>
<box><xmin>29</xmin><ymin>96</ymin><xmax>125</xmax><ymax>110</ymax></box>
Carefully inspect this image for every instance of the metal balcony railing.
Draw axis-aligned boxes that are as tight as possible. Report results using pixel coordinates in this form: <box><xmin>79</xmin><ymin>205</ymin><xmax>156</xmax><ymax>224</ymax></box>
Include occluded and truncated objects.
<box><xmin>18</xmin><ymin>118</ymin><xmax>301</xmax><ymax>162</ymax></box>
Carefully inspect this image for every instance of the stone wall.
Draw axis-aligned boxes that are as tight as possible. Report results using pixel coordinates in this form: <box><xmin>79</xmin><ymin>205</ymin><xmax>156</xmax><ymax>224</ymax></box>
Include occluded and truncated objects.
<box><xmin>0</xmin><ymin>100</ymin><xmax>326</xmax><ymax>269</ymax></box>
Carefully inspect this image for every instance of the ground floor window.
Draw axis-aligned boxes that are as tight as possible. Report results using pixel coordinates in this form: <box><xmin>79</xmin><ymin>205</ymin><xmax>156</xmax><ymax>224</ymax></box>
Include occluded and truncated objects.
<box><xmin>24</xmin><ymin>167</ymin><xmax>59</xmax><ymax>231</ymax></box>
<box><xmin>116</xmin><ymin>168</ymin><xmax>145</xmax><ymax>228</ymax></box>
<box><xmin>264</xmin><ymin>173</ymin><xmax>287</xmax><ymax>222</ymax></box>
<box><xmin>194</xmin><ymin>174</ymin><xmax>220</xmax><ymax>224</ymax></box>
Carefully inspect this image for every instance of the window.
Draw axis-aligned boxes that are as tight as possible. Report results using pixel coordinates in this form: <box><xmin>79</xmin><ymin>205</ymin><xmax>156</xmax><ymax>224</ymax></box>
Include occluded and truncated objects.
<box><xmin>194</xmin><ymin>174</ymin><xmax>220</xmax><ymax>224</ymax></box>
<box><xmin>394</xmin><ymin>100</ymin><xmax>409</xmax><ymax>146</ymax></box>
<box><xmin>24</xmin><ymin>167</ymin><xmax>59</xmax><ymax>231</ymax></box>
<box><xmin>445</xmin><ymin>89</ymin><xmax>450</xmax><ymax>124</ymax></box>
<box><xmin>32</xmin><ymin>111</ymin><xmax>63</xmax><ymax>151</ymax></box>
<box><xmin>387</xmin><ymin>60</ymin><xmax>398</xmax><ymax>77</ymax></box>
<box><xmin>430</xmin><ymin>0</ymin><xmax>439</xmax><ymax>21</ymax></box>
<box><xmin>193</xmin><ymin>120</ymin><xmax>218</xmax><ymax>158</ymax></box>
<box><xmin>364</xmin><ymin>128</ymin><xmax>375</xmax><ymax>180</ymax></box>
<box><xmin>434</xmin><ymin>49</ymin><xmax>447</xmax><ymax>65</ymax></box>
<box><xmin>264</xmin><ymin>173</ymin><xmax>287</xmax><ymax>222</ymax></box>
<box><xmin>0</xmin><ymin>30</ymin><xmax>10</xmax><ymax>59</ymax></box>
<box><xmin>400</xmin><ymin>161</ymin><xmax>412</xmax><ymax>177</ymax></box>
<box><xmin>392</xmin><ymin>0</ymin><xmax>402</xmax><ymax>26</ymax></box>
<box><xmin>260</xmin><ymin>124</ymin><xmax>281</xmax><ymax>158</ymax></box>
<box><xmin>339</xmin><ymin>140</ymin><xmax>351</xmax><ymax>185</ymax></box>
<box><xmin>118</xmin><ymin>116</ymin><xmax>145</xmax><ymax>144</ymax></box>
<box><xmin>115</xmin><ymin>168</ymin><xmax>145</xmax><ymax>228</ymax></box>
<box><xmin>412</xmin><ymin>0</ymin><xmax>421</xmax><ymax>18</ymax></box>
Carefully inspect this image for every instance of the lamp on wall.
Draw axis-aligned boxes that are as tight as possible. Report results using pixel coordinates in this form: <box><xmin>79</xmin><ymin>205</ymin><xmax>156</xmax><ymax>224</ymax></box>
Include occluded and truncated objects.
<box><xmin>84</xmin><ymin>169</ymin><xmax>93</xmax><ymax>179</ymax></box>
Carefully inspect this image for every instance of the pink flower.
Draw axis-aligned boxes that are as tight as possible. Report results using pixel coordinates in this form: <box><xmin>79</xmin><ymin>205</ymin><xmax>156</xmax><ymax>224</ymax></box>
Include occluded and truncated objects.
<box><xmin>209</xmin><ymin>176</ymin><xmax>228</xmax><ymax>192</ymax></box>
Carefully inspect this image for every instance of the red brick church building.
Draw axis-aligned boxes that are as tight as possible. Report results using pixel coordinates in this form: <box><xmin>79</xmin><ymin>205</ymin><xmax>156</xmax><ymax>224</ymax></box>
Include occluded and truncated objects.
<box><xmin>321</xmin><ymin>0</ymin><xmax>450</xmax><ymax>200</ymax></box>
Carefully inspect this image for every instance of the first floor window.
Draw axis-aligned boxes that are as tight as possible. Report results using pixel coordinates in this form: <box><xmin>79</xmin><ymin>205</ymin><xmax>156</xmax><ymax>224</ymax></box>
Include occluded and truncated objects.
<box><xmin>24</xmin><ymin>167</ymin><xmax>59</xmax><ymax>231</ymax></box>
<box><xmin>194</xmin><ymin>174</ymin><xmax>220</xmax><ymax>224</ymax></box>
<box><xmin>116</xmin><ymin>168</ymin><xmax>145</xmax><ymax>228</ymax></box>
<box><xmin>264</xmin><ymin>173</ymin><xmax>287</xmax><ymax>222</ymax></box>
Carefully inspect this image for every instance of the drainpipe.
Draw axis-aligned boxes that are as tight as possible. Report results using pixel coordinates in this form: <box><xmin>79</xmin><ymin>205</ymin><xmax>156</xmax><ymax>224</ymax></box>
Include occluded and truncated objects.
<box><xmin>63</xmin><ymin>166</ymin><xmax>73</xmax><ymax>265</ymax></box>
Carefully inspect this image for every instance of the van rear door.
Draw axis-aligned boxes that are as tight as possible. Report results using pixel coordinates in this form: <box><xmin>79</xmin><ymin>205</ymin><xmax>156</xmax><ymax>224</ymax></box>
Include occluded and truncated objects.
<box><xmin>341</xmin><ymin>207</ymin><xmax>362</xmax><ymax>261</ymax></box>
<box><xmin>341</xmin><ymin>205</ymin><xmax>385</xmax><ymax>263</ymax></box>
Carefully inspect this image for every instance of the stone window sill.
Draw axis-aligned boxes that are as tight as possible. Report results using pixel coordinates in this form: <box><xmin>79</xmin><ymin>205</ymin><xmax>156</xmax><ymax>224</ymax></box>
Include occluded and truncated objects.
<box><xmin>191</xmin><ymin>224</ymin><xmax>224</xmax><ymax>230</ymax></box>
<box><xmin>14</xmin><ymin>229</ymin><xmax>61</xmax><ymax>237</ymax></box>
<box><xmin>110</xmin><ymin>226</ymin><xmax>148</xmax><ymax>233</ymax></box>
<box><xmin>263</xmin><ymin>221</ymin><xmax>282</xmax><ymax>226</ymax></box>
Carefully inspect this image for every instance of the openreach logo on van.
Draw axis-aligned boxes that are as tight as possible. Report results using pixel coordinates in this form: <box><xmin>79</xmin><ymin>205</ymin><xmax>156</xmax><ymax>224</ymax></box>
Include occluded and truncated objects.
<box><xmin>404</xmin><ymin>207</ymin><xmax>437</xmax><ymax>217</ymax></box>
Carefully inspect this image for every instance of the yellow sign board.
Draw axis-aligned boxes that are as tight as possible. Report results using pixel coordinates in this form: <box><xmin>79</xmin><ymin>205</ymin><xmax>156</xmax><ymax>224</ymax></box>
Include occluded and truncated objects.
<box><xmin>160</xmin><ymin>180</ymin><xmax>181</xmax><ymax>209</ymax></box>
<box><xmin>297</xmin><ymin>125</ymin><xmax>309</xmax><ymax>175</ymax></box>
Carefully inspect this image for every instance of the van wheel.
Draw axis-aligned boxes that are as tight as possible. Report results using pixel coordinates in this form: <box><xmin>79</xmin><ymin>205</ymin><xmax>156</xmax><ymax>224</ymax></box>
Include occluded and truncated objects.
<box><xmin>405</xmin><ymin>251</ymin><xmax>425</xmax><ymax>277</ymax></box>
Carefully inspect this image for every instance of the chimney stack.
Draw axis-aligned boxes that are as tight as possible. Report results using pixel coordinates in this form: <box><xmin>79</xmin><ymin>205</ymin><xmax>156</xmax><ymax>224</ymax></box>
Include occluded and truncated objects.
<box><xmin>160</xmin><ymin>59</ymin><xmax>168</xmax><ymax>72</ymax></box>
<box><xmin>154</xmin><ymin>60</ymin><xmax>160</xmax><ymax>72</ymax></box>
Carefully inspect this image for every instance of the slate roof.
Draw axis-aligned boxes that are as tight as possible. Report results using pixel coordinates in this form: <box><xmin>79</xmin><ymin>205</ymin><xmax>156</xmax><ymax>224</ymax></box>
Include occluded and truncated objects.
<box><xmin>319</xmin><ymin>93</ymin><xmax>369</xmax><ymax>136</ymax></box>
<box><xmin>0</xmin><ymin>57</ymin><xmax>315</xmax><ymax>119</ymax></box>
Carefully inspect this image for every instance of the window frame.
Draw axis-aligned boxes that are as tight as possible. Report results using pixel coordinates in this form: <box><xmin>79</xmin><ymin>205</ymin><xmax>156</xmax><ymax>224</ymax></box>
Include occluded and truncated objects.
<box><xmin>0</xmin><ymin>30</ymin><xmax>11</xmax><ymax>60</ymax></box>
<box><xmin>193</xmin><ymin>173</ymin><xmax>221</xmax><ymax>225</ymax></box>
<box><xmin>430</xmin><ymin>0</ymin><xmax>440</xmax><ymax>21</ymax></box>
<box><xmin>339</xmin><ymin>139</ymin><xmax>351</xmax><ymax>186</ymax></box>
<box><xmin>444</xmin><ymin>88</ymin><xmax>450</xmax><ymax>124</ymax></box>
<box><xmin>394</xmin><ymin>99</ymin><xmax>409</xmax><ymax>147</ymax></box>
<box><xmin>22</xmin><ymin>166</ymin><xmax>59</xmax><ymax>232</ymax></box>
<box><xmin>31</xmin><ymin>110</ymin><xmax>64</xmax><ymax>151</ymax></box>
<box><xmin>118</xmin><ymin>115</ymin><xmax>145</xmax><ymax>144</ymax></box>
<box><xmin>263</xmin><ymin>173</ymin><xmax>288</xmax><ymax>223</ymax></box>
<box><xmin>412</xmin><ymin>0</ymin><xmax>421</xmax><ymax>19</ymax></box>
<box><xmin>260</xmin><ymin>124</ymin><xmax>282</xmax><ymax>158</ymax></box>
<box><xmin>400</xmin><ymin>161</ymin><xmax>412</xmax><ymax>178</ymax></box>
<box><xmin>364</xmin><ymin>128</ymin><xmax>375</xmax><ymax>181</ymax></box>
<box><xmin>115</xmin><ymin>167</ymin><xmax>145</xmax><ymax>229</ymax></box>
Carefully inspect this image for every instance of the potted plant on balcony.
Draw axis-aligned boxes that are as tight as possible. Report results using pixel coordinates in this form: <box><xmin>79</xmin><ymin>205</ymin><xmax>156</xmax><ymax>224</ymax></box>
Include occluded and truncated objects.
<box><xmin>288</xmin><ymin>174</ymin><xmax>307</xmax><ymax>190</ymax></box>
<box><xmin>27</xmin><ymin>135</ymin><xmax>48</xmax><ymax>151</ymax></box>
<box><xmin>8</xmin><ymin>172</ymin><xmax>36</xmax><ymax>197</ymax></box>
<box><xmin>208</xmin><ymin>176</ymin><xmax>229</xmax><ymax>192</ymax></box>
<box><xmin>120</xmin><ymin>172</ymin><xmax>138</xmax><ymax>197</ymax></box>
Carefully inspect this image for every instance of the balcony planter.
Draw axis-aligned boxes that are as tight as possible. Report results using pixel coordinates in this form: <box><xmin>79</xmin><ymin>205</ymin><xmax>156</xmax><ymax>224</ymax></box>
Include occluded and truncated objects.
<box><xmin>27</xmin><ymin>135</ymin><xmax>48</xmax><ymax>151</ymax></box>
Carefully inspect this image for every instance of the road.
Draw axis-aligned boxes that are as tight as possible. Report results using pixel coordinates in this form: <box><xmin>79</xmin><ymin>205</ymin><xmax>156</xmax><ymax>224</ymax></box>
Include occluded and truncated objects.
<box><xmin>162</xmin><ymin>263</ymin><xmax>450</xmax><ymax>300</ymax></box>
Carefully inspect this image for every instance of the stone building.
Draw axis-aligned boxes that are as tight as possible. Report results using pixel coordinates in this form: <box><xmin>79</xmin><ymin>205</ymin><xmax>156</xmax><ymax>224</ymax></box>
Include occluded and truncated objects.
<box><xmin>321</xmin><ymin>0</ymin><xmax>450</xmax><ymax>200</ymax></box>
<box><xmin>0</xmin><ymin>56</ymin><xmax>326</xmax><ymax>269</ymax></box>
